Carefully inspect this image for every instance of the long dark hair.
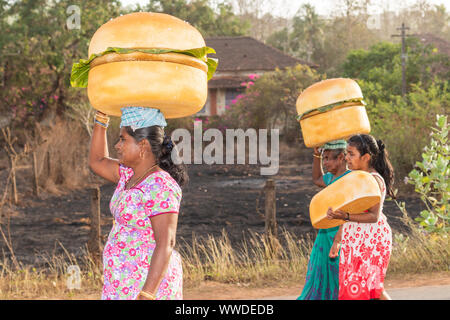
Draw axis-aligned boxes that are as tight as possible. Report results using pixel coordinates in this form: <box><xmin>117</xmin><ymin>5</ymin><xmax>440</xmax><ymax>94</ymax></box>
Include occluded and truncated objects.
<box><xmin>348</xmin><ymin>134</ymin><xmax>395</xmax><ymax>198</ymax></box>
<box><xmin>124</xmin><ymin>125</ymin><xmax>189</xmax><ymax>187</ymax></box>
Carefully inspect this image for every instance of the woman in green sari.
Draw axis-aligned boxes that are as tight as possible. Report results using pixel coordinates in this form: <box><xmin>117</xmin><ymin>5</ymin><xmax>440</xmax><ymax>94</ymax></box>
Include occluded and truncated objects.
<box><xmin>297</xmin><ymin>140</ymin><xmax>350</xmax><ymax>300</ymax></box>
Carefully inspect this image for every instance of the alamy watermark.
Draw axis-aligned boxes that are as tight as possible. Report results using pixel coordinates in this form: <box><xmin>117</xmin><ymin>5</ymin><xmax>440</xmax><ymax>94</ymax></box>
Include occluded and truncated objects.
<box><xmin>171</xmin><ymin>121</ymin><xmax>280</xmax><ymax>176</ymax></box>
<box><xmin>66</xmin><ymin>5</ymin><xmax>81</xmax><ymax>30</ymax></box>
<box><xmin>66</xmin><ymin>265</ymin><xmax>81</xmax><ymax>290</ymax></box>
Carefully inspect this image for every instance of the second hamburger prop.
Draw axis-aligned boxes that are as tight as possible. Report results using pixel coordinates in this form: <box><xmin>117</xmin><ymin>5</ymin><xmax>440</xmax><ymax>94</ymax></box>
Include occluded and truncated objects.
<box><xmin>296</xmin><ymin>78</ymin><xmax>370</xmax><ymax>148</ymax></box>
<box><xmin>70</xmin><ymin>12</ymin><xmax>218</xmax><ymax>119</ymax></box>
<box><xmin>309</xmin><ymin>171</ymin><xmax>381</xmax><ymax>229</ymax></box>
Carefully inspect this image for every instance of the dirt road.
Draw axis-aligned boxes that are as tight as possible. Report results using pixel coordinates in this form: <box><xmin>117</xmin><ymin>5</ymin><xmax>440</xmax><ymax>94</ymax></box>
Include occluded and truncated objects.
<box><xmin>257</xmin><ymin>286</ymin><xmax>450</xmax><ymax>300</ymax></box>
<box><xmin>183</xmin><ymin>272</ymin><xmax>450</xmax><ymax>300</ymax></box>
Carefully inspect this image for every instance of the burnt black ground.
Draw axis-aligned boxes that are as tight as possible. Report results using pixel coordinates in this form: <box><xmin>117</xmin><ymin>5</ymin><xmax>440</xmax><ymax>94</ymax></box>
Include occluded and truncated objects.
<box><xmin>0</xmin><ymin>158</ymin><xmax>424</xmax><ymax>267</ymax></box>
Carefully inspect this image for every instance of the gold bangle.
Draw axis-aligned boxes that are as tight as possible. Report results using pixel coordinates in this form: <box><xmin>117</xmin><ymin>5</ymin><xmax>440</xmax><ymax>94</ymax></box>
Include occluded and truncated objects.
<box><xmin>94</xmin><ymin>117</ymin><xmax>109</xmax><ymax>124</ymax></box>
<box><xmin>95</xmin><ymin>112</ymin><xmax>110</xmax><ymax>120</ymax></box>
<box><xmin>138</xmin><ymin>291</ymin><xmax>156</xmax><ymax>300</ymax></box>
<box><xmin>95</xmin><ymin>115</ymin><xmax>110</xmax><ymax>122</ymax></box>
<box><xmin>313</xmin><ymin>154</ymin><xmax>322</xmax><ymax>159</ymax></box>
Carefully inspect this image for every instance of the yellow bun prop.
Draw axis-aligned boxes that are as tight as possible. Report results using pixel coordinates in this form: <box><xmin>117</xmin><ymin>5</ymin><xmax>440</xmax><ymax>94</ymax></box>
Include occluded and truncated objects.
<box><xmin>85</xmin><ymin>12</ymin><xmax>209</xmax><ymax>119</ymax></box>
<box><xmin>88</xmin><ymin>60</ymin><xmax>207</xmax><ymax>118</ymax></box>
<box><xmin>296</xmin><ymin>78</ymin><xmax>371</xmax><ymax>148</ymax></box>
<box><xmin>309</xmin><ymin>171</ymin><xmax>381</xmax><ymax>229</ymax></box>
<box><xmin>300</xmin><ymin>105</ymin><xmax>370</xmax><ymax>148</ymax></box>
<box><xmin>88</xmin><ymin>13</ymin><xmax>206</xmax><ymax>56</ymax></box>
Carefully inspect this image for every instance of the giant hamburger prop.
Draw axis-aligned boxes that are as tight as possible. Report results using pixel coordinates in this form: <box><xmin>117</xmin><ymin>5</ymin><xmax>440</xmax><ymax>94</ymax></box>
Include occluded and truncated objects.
<box><xmin>309</xmin><ymin>171</ymin><xmax>381</xmax><ymax>229</ymax></box>
<box><xmin>70</xmin><ymin>12</ymin><xmax>218</xmax><ymax>119</ymax></box>
<box><xmin>296</xmin><ymin>78</ymin><xmax>370</xmax><ymax>148</ymax></box>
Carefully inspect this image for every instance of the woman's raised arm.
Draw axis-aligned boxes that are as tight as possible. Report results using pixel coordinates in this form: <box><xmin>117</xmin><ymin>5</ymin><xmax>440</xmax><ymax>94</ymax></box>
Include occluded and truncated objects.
<box><xmin>88</xmin><ymin>113</ymin><xmax>120</xmax><ymax>184</ymax></box>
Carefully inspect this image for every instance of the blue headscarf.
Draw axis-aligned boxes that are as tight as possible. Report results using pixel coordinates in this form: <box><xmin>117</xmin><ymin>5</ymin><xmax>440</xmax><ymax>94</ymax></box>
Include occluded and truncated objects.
<box><xmin>120</xmin><ymin>107</ymin><xmax>167</xmax><ymax>131</ymax></box>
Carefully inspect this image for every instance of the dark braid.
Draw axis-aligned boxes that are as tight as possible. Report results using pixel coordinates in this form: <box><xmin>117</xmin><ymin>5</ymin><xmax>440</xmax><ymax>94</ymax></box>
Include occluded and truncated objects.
<box><xmin>348</xmin><ymin>134</ymin><xmax>395</xmax><ymax>198</ymax></box>
<box><xmin>124</xmin><ymin>125</ymin><xmax>189</xmax><ymax>187</ymax></box>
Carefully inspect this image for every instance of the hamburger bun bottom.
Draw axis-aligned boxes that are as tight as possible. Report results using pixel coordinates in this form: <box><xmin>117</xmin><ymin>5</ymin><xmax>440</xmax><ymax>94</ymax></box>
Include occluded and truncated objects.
<box><xmin>87</xmin><ymin>60</ymin><xmax>207</xmax><ymax>118</ymax></box>
<box><xmin>300</xmin><ymin>105</ymin><xmax>371</xmax><ymax>148</ymax></box>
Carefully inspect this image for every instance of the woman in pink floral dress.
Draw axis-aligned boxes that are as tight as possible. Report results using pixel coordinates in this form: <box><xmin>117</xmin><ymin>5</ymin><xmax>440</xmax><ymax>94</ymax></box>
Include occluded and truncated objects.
<box><xmin>327</xmin><ymin>134</ymin><xmax>394</xmax><ymax>300</ymax></box>
<box><xmin>88</xmin><ymin>107</ymin><xmax>188</xmax><ymax>300</ymax></box>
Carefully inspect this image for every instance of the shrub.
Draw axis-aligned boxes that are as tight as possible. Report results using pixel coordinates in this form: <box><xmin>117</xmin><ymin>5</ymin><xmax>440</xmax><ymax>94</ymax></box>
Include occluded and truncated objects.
<box><xmin>208</xmin><ymin>65</ymin><xmax>322</xmax><ymax>143</ymax></box>
<box><xmin>363</xmin><ymin>81</ymin><xmax>449</xmax><ymax>183</ymax></box>
<box><xmin>406</xmin><ymin>115</ymin><xmax>449</xmax><ymax>234</ymax></box>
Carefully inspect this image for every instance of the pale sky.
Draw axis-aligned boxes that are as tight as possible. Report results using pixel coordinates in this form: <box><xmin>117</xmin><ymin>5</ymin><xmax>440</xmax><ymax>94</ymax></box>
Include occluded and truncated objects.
<box><xmin>120</xmin><ymin>0</ymin><xmax>450</xmax><ymax>18</ymax></box>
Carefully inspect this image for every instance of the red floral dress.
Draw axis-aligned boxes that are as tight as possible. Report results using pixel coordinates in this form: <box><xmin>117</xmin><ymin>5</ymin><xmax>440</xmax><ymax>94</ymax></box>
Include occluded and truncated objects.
<box><xmin>339</xmin><ymin>172</ymin><xmax>392</xmax><ymax>300</ymax></box>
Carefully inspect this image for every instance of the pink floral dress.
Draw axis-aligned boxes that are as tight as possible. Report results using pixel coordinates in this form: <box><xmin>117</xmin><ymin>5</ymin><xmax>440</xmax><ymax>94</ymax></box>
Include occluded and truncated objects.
<box><xmin>102</xmin><ymin>165</ymin><xmax>183</xmax><ymax>300</ymax></box>
<box><xmin>338</xmin><ymin>172</ymin><xmax>392</xmax><ymax>300</ymax></box>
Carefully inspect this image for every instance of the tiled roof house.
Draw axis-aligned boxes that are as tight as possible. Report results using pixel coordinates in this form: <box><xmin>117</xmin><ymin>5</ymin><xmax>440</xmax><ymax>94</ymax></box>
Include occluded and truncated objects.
<box><xmin>198</xmin><ymin>36</ymin><xmax>317</xmax><ymax>116</ymax></box>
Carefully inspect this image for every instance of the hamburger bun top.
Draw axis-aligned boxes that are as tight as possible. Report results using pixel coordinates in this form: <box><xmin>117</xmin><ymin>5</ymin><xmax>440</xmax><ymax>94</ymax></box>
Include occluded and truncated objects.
<box><xmin>88</xmin><ymin>12</ymin><xmax>206</xmax><ymax>57</ymax></box>
<box><xmin>296</xmin><ymin>78</ymin><xmax>363</xmax><ymax>116</ymax></box>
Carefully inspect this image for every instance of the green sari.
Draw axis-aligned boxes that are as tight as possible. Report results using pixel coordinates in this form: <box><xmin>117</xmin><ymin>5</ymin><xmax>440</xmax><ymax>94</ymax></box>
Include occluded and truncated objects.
<box><xmin>297</xmin><ymin>170</ymin><xmax>351</xmax><ymax>300</ymax></box>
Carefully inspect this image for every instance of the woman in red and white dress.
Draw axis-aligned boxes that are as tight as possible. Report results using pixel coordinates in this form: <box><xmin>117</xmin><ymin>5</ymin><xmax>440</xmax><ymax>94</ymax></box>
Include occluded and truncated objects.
<box><xmin>327</xmin><ymin>134</ymin><xmax>394</xmax><ymax>300</ymax></box>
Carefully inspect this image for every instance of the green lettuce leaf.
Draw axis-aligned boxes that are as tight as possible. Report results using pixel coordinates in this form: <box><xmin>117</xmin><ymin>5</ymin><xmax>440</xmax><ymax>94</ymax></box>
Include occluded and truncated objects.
<box><xmin>296</xmin><ymin>98</ymin><xmax>366</xmax><ymax>121</ymax></box>
<box><xmin>70</xmin><ymin>46</ymin><xmax>218</xmax><ymax>88</ymax></box>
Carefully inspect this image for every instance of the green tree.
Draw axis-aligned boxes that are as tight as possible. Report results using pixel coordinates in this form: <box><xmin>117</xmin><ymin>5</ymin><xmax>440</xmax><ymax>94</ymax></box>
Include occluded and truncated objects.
<box><xmin>0</xmin><ymin>0</ymin><xmax>124</xmax><ymax>128</ymax></box>
<box><xmin>266</xmin><ymin>4</ymin><xmax>324</xmax><ymax>64</ymax></box>
<box><xmin>337</xmin><ymin>33</ymin><xmax>450</xmax><ymax>182</ymax></box>
<box><xmin>145</xmin><ymin>0</ymin><xmax>249</xmax><ymax>36</ymax></box>
<box><xmin>206</xmin><ymin>65</ymin><xmax>322</xmax><ymax>143</ymax></box>
<box><xmin>341</xmin><ymin>38</ymin><xmax>450</xmax><ymax>97</ymax></box>
<box><xmin>266</xmin><ymin>1</ymin><xmax>380</xmax><ymax>74</ymax></box>
<box><xmin>364</xmin><ymin>81</ymin><xmax>449</xmax><ymax>181</ymax></box>
<box><xmin>289</xmin><ymin>4</ymin><xmax>324</xmax><ymax>63</ymax></box>
<box><xmin>266</xmin><ymin>27</ymin><xmax>288</xmax><ymax>53</ymax></box>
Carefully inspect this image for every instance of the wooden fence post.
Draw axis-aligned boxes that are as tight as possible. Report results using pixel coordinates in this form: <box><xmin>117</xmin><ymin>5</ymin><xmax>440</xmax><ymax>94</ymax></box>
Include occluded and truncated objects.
<box><xmin>46</xmin><ymin>151</ymin><xmax>51</xmax><ymax>177</ymax></box>
<box><xmin>88</xmin><ymin>187</ymin><xmax>102</xmax><ymax>264</ymax></box>
<box><xmin>9</xmin><ymin>156</ymin><xmax>18</xmax><ymax>205</ymax></box>
<box><xmin>264</xmin><ymin>179</ymin><xmax>277</xmax><ymax>240</ymax></box>
<box><xmin>32</xmin><ymin>151</ymin><xmax>39</xmax><ymax>197</ymax></box>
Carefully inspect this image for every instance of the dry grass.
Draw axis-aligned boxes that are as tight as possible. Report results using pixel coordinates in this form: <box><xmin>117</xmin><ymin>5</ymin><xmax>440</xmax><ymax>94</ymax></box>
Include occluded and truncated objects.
<box><xmin>388</xmin><ymin>213</ymin><xmax>450</xmax><ymax>274</ymax></box>
<box><xmin>179</xmin><ymin>229</ymin><xmax>314</xmax><ymax>288</ymax></box>
<box><xmin>0</xmin><ymin>244</ymin><xmax>103</xmax><ymax>300</ymax></box>
<box><xmin>0</xmin><ymin>217</ymin><xmax>448</xmax><ymax>299</ymax></box>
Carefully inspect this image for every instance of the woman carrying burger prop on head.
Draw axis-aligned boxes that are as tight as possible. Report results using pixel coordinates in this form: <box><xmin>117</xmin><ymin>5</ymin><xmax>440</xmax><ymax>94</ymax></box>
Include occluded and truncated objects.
<box><xmin>327</xmin><ymin>134</ymin><xmax>393</xmax><ymax>300</ymax></box>
<box><xmin>89</xmin><ymin>106</ymin><xmax>187</xmax><ymax>300</ymax></box>
<box><xmin>298</xmin><ymin>140</ymin><xmax>350</xmax><ymax>300</ymax></box>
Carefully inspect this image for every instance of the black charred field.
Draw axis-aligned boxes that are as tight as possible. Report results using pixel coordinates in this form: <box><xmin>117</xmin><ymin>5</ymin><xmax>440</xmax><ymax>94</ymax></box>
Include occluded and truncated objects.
<box><xmin>0</xmin><ymin>159</ymin><xmax>424</xmax><ymax>266</ymax></box>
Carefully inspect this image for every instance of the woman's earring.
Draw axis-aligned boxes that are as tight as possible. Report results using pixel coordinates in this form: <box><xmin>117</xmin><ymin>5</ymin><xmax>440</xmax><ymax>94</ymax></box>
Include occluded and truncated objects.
<box><xmin>140</xmin><ymin>150</ymin><xmax>144</xmax><ymax>159</ymax></box>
